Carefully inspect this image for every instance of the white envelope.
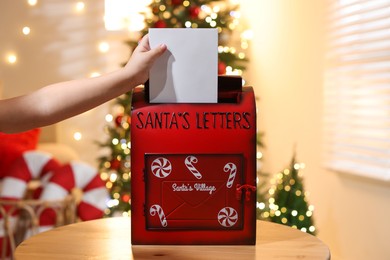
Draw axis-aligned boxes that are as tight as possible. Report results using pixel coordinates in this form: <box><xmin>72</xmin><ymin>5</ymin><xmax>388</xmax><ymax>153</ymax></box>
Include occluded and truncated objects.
<box><xmin>149</xmin><ymin>28</ymin><xmax>218</xmax><ymax>103</ymax></box>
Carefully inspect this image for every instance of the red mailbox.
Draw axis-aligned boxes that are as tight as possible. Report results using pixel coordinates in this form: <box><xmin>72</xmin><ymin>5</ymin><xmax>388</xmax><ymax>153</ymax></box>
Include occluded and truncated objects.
<box><xmin>131</xmin><ymin>76</ymin><xmax>257</xmax><ymax>245</ymax></box>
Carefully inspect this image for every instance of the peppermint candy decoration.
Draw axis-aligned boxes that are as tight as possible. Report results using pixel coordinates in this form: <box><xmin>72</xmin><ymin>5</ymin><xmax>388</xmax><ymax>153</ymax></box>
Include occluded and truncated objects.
<box><xmin>184</xmin><ymin>155</ymin><xmax>202</xmax><ymax>179</ymax></box>
<box><xmin>150</xmin><ymin>204</ymin><xmax>167</xmax><ymax>227</ymax></box>
<box><xmin>37</xmin><ymin>161</ymin><xmax>108</xmax><ymax>237</ymax></box>
<box><xmin>151</xmin><ymin>157</ymin><xmax>172</xmax><ymax>178</ymax></box>
<box><xmin>0</xmin><ymin>151</ymin><xmax>60</xmax><ymax>257</ymax></box>
<box><xmin>218</xmin><ymin>207</ymin><xmax>238</xmax><ymax>227</ymax></box>
<box><xmin>223</xmin><ymin>162</ymin><xmax>237</xmax><ymax>188</ymax></box>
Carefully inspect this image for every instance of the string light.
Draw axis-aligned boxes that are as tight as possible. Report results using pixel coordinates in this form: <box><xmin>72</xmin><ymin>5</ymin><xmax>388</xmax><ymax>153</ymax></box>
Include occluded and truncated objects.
<box><xmin>98</xmin><ymin>42</ymin><xmax>110</xmax><ymax>53</ymax></box>
<box><xmin>75</xmin><ymin>2</ymin><xmax>85</xmax><ymax>12</ymax></box>
<box><xmin>27</xmin><ymin>0</ymin><xmax>38</xmax><ymax>6</ymax></box>
<box><xmin>109</xmin><ymin>172</ymin><xmax>118</xmax><ymax>182</ymax></box>
<box><xmin>163</xmin><ymin>11</ymin><xmax>171</xmax><ymax>19</ymax></box>
<box><xmin>73</xmin><ymin>132</ymin><xmax>82</xmax><ymax>141</ymax></box>
<box><xmin>201</xmin><ymin>5</ymin><xmax>211</xmax><ymax>14</ymax></box>
<box><xmin>100</xmin><ymin>172</ymin><xmax>109</xmax><ymax>181</ymax></box>
<box><xmin>241</xmin><ymin>29</ymin><xmax>254</xmax><ymax>40</ymax></box>
<box><xmin>89</xmin><ymin>72</ymin><xmax>101</xmax><ymax>78</ymax></box>
<box><xmin>6</xmin><ymin>54</ymin><xmax>17</xmax><ymax>64</ymax></box>
<box><xmin>257</xmin><ymin>202</ymin><xmax>265</xmax><ymax>210</ymax></box>
<box><xmin>230</xmin><ymin>11</ymin><xmax>240</xmax><ymax>19</ymax></box>
<box><xmin>122</xmin><ymin>173</ymin><xmax>130</xmax><ymax>180</ymax></box>
<box><xmin>107</xmin><ymin>199</ymin><xmax>119</xmax><ymax>207</ymax></box>
<box><xmin>22</xmin><ymin>26</ymin><xmax>31</xmax><ymax>35</ymax></box>
<box><xmin>105</xmin><ymin>114</ymin><xmax>113</xmax><ymax>122</ymax></box>
<box><xmin>183</xmin><ymin>1</ymin><xmax>190</xmax><ymax>7</ymax></box>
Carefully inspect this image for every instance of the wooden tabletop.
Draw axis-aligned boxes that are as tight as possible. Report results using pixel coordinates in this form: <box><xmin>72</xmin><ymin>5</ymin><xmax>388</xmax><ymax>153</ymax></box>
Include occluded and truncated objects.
<box><xmin>15</xmin><ymin>217</ymin><xmax>330</xmax><ymax>259</ymax></box>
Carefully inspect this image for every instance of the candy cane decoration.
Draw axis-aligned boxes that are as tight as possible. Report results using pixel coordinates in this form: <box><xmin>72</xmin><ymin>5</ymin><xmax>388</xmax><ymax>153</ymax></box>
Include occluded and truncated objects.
<box><xmin>223</xmin><ymin>162</ymin><xmax>237</xmax><ymax>188</ymax></box>
<box><xmin>38</xmin><ymin>161</ymin><xmax>108</xmax><ymax>233</ymax></box>
<box><xmin>149</xmin><ymin>204</ymin><xmax>167</xmax><ymax>227</ymax></box>
<box><xmin>217</xmin><ymin>207</ymin><xmax>238</xmax><ymax>228</ymax></box>
<box><xmin>151</xmin><ymin>157</ymin><xmax>172</xmax><ymax>178</ymax></box>
<box><xmin>0</xmin><ymin>151</ymin><xmax>60</xmax><ymax>257</ymax></box>
<box><xmin>185</xmin><ymin>156</ymin><xmax>202</xmax><ymax>179</ymax></box>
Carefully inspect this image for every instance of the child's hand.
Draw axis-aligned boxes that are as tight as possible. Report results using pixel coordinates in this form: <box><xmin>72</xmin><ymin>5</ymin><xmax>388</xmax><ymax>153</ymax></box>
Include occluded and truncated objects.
<box><xmin>125</xmin><ymin>34</ymin><xmax>167</xmax><ymax>86</ymax></box>
<box><xmin>0</xmin><ymin>35</ymin><xmax>166</xmax><ymax>134</ymax></box>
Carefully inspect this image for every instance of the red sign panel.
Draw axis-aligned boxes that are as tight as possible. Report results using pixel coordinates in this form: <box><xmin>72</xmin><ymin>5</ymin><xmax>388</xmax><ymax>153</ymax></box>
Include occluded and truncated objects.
<box><xmin>145</xmin><ymin>154</ymin><xmax>243</xmax><ymax>230</ymax></box>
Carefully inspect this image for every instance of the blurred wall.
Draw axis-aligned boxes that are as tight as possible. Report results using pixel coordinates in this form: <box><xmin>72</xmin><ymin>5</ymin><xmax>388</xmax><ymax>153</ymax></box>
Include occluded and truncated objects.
<box><xmin>241</xmin><ymin>0</ymin><xmax>390</xmax><ymax>259</ymax></box>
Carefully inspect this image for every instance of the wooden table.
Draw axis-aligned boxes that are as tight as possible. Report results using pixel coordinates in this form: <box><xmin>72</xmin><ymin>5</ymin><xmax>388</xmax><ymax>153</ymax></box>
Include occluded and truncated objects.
<box><xmin>15</xmin><ymin>217</ymin><xmax>330</xmax><ymax>259</ymax></box>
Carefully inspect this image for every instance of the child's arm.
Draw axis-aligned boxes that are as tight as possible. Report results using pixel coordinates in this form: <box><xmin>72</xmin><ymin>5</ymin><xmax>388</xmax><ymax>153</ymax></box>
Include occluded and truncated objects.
<box><xmin>0</xmin><ymin>35</ymin><xmax>166</xmax><ymax>134</ymax></box>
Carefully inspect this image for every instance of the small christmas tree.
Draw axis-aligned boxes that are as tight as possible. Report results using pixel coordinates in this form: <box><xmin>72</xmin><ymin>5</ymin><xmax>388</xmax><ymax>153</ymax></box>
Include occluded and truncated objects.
<box><xmin>261</xmin><ymin>154</ymin><xmax>316</xmax><ymax>235</ymax></box>
<box><xmin>98</xmin><ymin>0</ymin><xmax>250</xmax><ymax>217</ymax></box>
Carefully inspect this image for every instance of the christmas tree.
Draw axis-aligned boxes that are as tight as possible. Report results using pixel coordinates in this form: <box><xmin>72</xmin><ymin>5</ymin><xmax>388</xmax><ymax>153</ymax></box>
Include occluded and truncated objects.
<box><xmin>98</xmin><ymin>0</ymin><xmax>250</xmax><ymax>217</ymax></box>
<box><xmin>127</xmin><ymin>0</ymin><xmax>250</xmax><ymax>75</ymax></box>
<box><xmin>259</xmin><ymin>154</ymin><xmax>316</xmax><ymax>235</ymax></box>
<box><xmin>98</xmin><ymin>95</ymin><xmax>132</xmax><ymax>217</ymax></box>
